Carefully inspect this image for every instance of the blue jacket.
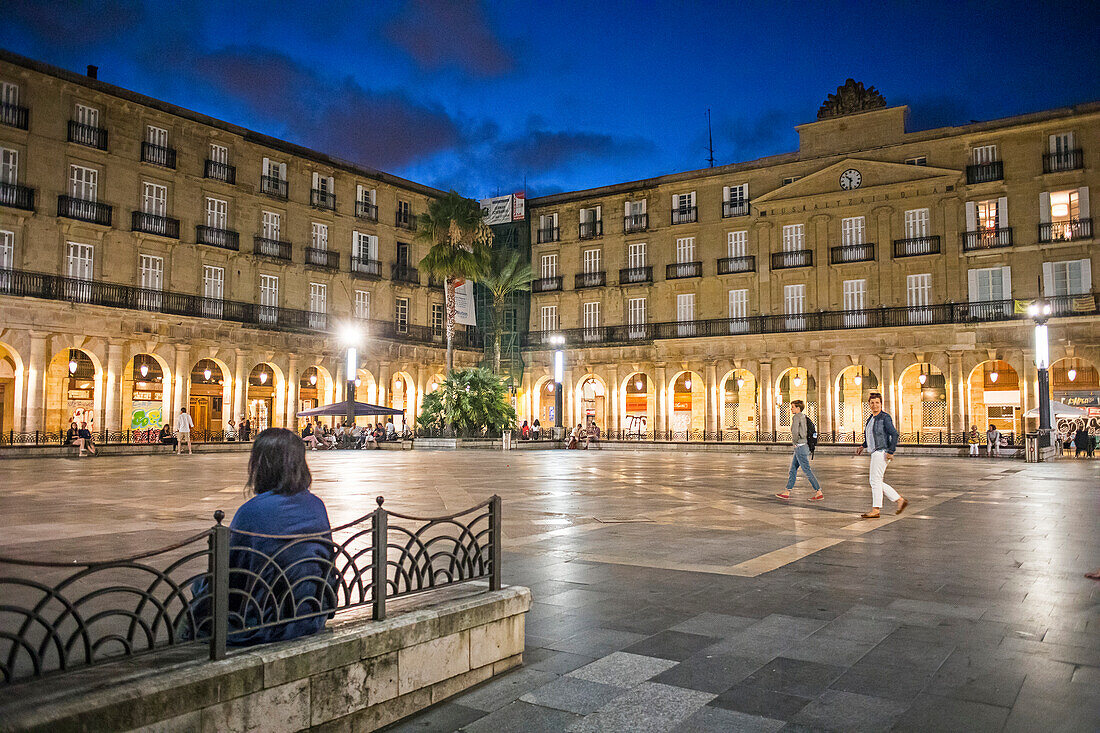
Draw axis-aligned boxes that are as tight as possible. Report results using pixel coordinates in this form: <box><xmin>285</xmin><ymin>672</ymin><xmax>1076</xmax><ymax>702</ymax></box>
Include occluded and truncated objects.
<box><xmin>863</xmin><ymin>411</ymin><xmax>899</xmax><ymax>455</ymax></box>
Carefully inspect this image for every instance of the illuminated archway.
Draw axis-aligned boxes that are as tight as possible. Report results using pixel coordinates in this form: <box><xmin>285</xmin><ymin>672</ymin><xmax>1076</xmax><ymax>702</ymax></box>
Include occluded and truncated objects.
<box><xmin>532</xmin><ymin>375</ymin><xmax>556</xmax><ymax>429</ymax></box>
<box><xmin>668</xmin><ymin>370</ymin><xmax>705</xmax><ymax>438</ymax></box>
<box><xmin>46</xmin><ymin>347</ymin><xmax>102</xmax><ymax>433</ymax></box>
<box><xmin>389</xmin><ymin>371</ymin><xmax>415</xmax><ymax>430</ymax></box>
<box><xmin>1050</xmin><ymin>357</ymin><xmax>1100</xmax><ymax>436</ymax></box>
<box><xmin>0</xmin><ymin>340</ymin><xmax>25</xmax><ymax>436</ymax></box>
<box><xmin>574</xmin><ymin>374</ymin><xmax>607</xmax><ymax>432</ymax></box>
<box><xmin>620</xmin><ymin>372</ymin><xmax>653</xmax><ymax>438</ymax></box>
<box><xmin>246</xmin><ymin>362</ymin><xmax>285</xmax><ymax>431</ymax></box>
<box><xmin>897</xmin><ymin>362</ymin><xmax>946</xmax><ymax>438</ymax></box>
<box><xmin>720</xmin><ymin>369</ymin><xmax>757</xmax><ymax>437</ymax></box>
<box><xmin>190</xmin><ymin>358</ymin><xmax>232</xmax><ymax>435</ymax></box>
<box><xmin>775</xmin><ymin>367</ymin><xmax>817</xmax><ymax>431</ymax></box>
<box><xmin>122</xmin><ymin>353</ymin><xmax>172</xmax><ymax>435</ymax></box>
<box><xmin>966</xmin><ymin>360</ymin><xmax>1021</xmax><ymax>440</ymax></box>
<box><xmin>835</xmin><ymin>365</ymin><xmax>879</xmax><ymax>437</ymax></box>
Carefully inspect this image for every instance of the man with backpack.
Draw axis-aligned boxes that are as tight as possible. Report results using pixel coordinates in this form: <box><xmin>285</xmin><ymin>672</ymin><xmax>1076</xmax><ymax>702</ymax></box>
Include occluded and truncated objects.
<box><xmin>776</xmin><ymin>400</ymin><xmax>824</xmax><ymax>502</ymax></box>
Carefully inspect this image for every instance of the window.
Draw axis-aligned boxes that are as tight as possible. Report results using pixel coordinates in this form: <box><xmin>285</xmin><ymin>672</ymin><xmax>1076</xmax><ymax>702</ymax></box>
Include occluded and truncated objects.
<box><xmin>676</xmin><ymin>237</ymin><xmax>696</xmax><ymax>264</ymax></box>
<box><xmin>0</xmin><ymin>230</ymin><xmax>13</xmax><ymax>270</ymax></box>
<box><xmin>259</xmin><ymin>274</ymin><xmax>279</xmax><ymax>324</ymax></box>
<box><xmin>782</xmin><ymin>175</ymin><xmax>801</xmax><ymax>185</ymax></box>
<box><xmin>75</xmin><ymin>103</ymin><xmax>99</xmax><ymax>128</ymax></box>
<box><xmin>728</xmin><ymin>289</ymin><xmax>748</xmax><ymax>318</ymax></box>
<box><xmin>142</xmin><ymin>182</ymin><xmax>167</xmax><ymax>216</ymax></box>
<box><xmin>1</xmin><ymin>82</ymin><xmax>18</xmax><ymax>106</ymax></box>
<box><xmin>727</xmin><ymin>231</ymin><xmax>747</xmax><ymax>258</ymax></box>
<box><xmin>628</xmin><ymin>297</ymin><xmax>647</xmax><ymax>325</ymax></box>
<box><xmin>312</xmin><ymin>172</ymin><xmax>334</xmax><ymax>194</ymax></box>
<box><xmin>431</xmin><ymin>303</ymin><xmax>444</xmax><ymax>338</ymax></box>
<box><xmin>904</xmin><ymin>208</ymin><xmax>929</xmax><ymax>238</ymax></box>
<box><xmin>784</xmin><ymin>284</ymin><xmax>805</xmax><ymax>314</ymax></box>
<box><xmin>841</xmin><ymin>217</ymin><xmax>865</xmax><ymax>246</ymax></box>
<box><xmin>353</xmin><ymin>231</ymin><xmax>378</xmax><ymax>260</ymax></box>
<box><xmin>1050</xmin><ymin>132</ymin><xmax>1076</xmax><ymax>156</ymax></box>
<box><xmin>202</xmin><ymin>265</ymin><xmax>224</xmax><ymax>317</ymax></box>
<box><xmin>724</xmin><ymin>183</ymin><xmax>748</xmax><ymax>204</ymax></box>
<box><xmin>538</xmin><ymin>213</ymin><xmax>558</xmax><ymax>240</ymax></box>
<box><xmin>205</xmin><ymin>197</ymin><xmax>228</xmax><ymax>229</ymax></box>
<box><xmin>395</xmin><ymin>297</ymin><xmax>409</xmax><ymax>334</ymax></box>
<box><xmin>626</xmin><ymin>199</ymin><xmax>646</xmax><ymax>218</ymax></box>
<box><xmin>907</xmin><ymin>274</ymin><xmax>932</xmax><ymax>307</ymax></box>
<box><xmin>354</xmin><ymin>290</ymin><xmax>371</xmax><ymax>320</ymax></box>
<box><xmin>968</xmin><ymin>266</ymin><xmax>1011</xmax><ymax>302</ymax></box>
<box><xmin>263</xmin><ymin>158</ymin><xmax>286</xmax><ymax>180</ymax></box>
<box><xmin>676</xmin><ymin>293</ymin><xmax>694</xmax><ymax>321</ymax></box>
<box><xmin>139</xmin><ymin>254</ymin><xmax>163</xmax><ymax>290</ymax></box>
<box><xmin>69</xmin><ymin>164</ymin><xmax>98</xmax><ymax>201</ymax></box>
<box><xmin>972</xmin><ymin>145</ymin><xmax>998</xmax><ymax>164</ymax></box>
<box><xmin>145</xmin><ymin>125</ymin><xmax>168</xmax><ymax>148</ymax></box>
<box><xmin>312</xmin><ymin>222</ymin><xmax>329</xmax><ymax>250</ymax></box>
<box><xmin>356</xmin><ymin>185</ymin><xmax>376</xmax><ymax>204</ymax></box>
<box><xmin>977</xmin><ymin>200</ymin><xmax>998</xmax><ymax>230</ymax></box>
<box><xmin>262</xmin><ymin>210</ymin><xmax>281</xmax><ymax>239</ymax></box>
<box><xmin>782</xmin><ymin>224</ymin><xmax>804</xmax><ymax>252</ymax></box>
<box><xmin>1046</xmin><ymin>189</ymin><xmax>1081</xmax><ymax>223</ymax></box>
<box><xmin>540</xmin><ymin>305</ymin><xmax>558</xmax><ymax>332</ymax></box>
<box><xmin>905</xmin><ymin>156</ymin><xmax>927</xmax><ymax>166</ymax></box>
<box><xmin>1045</xmin><ymin>260</ymin><xmax>1091</xmax><ymax>297</ymax></box>
<box><xmin>843</xmin><ymin>279</ymin><xmax>867</xmax><ymax>326</ymax></box>
<box><xmin>540</xmin><ymin>253</ymin><xmax>558</xmax><ymax>278</ymax></box>
<box><xmin>67</xmin><ymin>242</ymin><xmax>93</xmax><ymax>301</ymax></box>
<box><xmin>580</xmin><ymin>206</ymin><xmax>601</xmax><ymax>223</ymax></box>
<box><xmin>582</xmin><ymin>302</ymin><xmax>600</xmax><ymax>335</ymax></box>
<box><xmin>396</xmin><ymin>200</ymin><xmax>411</xmax><ymax>225</ymax></box>
<box><xmin>1042</xmin><ymin>189</ymin><xmax>1089</xmax><ymax>241</ymax></box>
<box><xmin>0</xmin><ymin>147</ymin><xmax>17</xmax><ymax>184</ymax></box>
<box><xmin>210</xmin><ymin>143</ymin><xmax>229</xmax><ymax>164</ymax></box>
<box><xmin>583</xmin><ymin>249</ymin><xmax>601</xmax><ymax>273</ymax></box>
<box><xmin>309</xmin><ymin>283</ymin><xmax>327</xmax><ymax>329</ymax></box>
<box><xmin>672</xmin><ymin>192</ymin><xmax>696</xmax><ymax>223</ymax></box>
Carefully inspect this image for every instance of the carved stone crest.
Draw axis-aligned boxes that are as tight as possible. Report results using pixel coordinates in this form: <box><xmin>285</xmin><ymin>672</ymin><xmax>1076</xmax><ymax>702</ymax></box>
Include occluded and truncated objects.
<box><xmin>817</xmin><ymin>79</ymin><xmax>887</xmax><ymax>120</ymax></box>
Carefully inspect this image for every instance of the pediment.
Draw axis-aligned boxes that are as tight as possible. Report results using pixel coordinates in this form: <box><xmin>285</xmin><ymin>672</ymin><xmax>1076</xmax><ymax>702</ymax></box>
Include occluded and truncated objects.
<box><xmin>754</xmin><ymin>158</ymin><xmax>960</xmax><ymax>204</ymax></box>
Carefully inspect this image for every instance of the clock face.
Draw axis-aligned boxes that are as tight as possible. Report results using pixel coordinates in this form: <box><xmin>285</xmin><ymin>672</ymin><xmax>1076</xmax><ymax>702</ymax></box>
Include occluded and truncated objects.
<box><xmin>840</xmin><ymin>169</ymin><xmax>862</xmax><ymax>190</ymax></box>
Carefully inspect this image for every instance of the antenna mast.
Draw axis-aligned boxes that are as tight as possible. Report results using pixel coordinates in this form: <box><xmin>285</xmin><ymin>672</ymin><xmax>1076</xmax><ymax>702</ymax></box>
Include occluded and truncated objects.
<box><xmin>706</xmin><ymin>108</ymin><xmax>715</xmax><ymax>168</ymax></box>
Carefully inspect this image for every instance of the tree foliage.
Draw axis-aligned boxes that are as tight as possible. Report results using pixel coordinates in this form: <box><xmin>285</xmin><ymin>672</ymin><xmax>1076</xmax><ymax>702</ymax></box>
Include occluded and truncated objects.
<box><xmin>477</xmin><ymin>248</ymin><xmax>533</xmax><ymax>374</ymax></box>
<box><xmin>417</xmin><ymin>368</ymin><xmax>517</xmax><ymax>433</ymax></box>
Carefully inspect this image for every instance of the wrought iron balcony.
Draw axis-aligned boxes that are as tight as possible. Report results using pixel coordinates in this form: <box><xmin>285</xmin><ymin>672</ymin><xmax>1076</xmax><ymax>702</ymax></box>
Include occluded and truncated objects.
<box><xmin>260</xmin><ymin>175</ymin><xmax>287</xmax><ymax>199</ymax></box>
<box><xmin>355</xmin><ymin>200</ymin><xmax>378</xmax><ymax>221</ymax></box>
<box><xmin>1039</xmin><ymin>218</ymin><xmax>1092</xmax><ymax>243</ymax></box>
<box><xmin>966</xmin><ymin>161</ymin><xmax>1003</xmax><ymax>184</ymax></box>
<box><xmin>57</xmin><ymin>195</ymin><xmax>111</xmax><ymax>226</ymax></box>
<box><xmin>0</xmin><ymin>182</ymin><xmax>34</xmax><ymax>211</ymax></box>
<box><xmin>666</xmin><ymin>261</ymin><xmax>702</xmax><ymax>279</ymax></box>
<box><xmin>893</xmin><ymin>235</ymin><xmax>941</xmax><ymax>258</ymax></box>
<box><xmin>392</xmin><ymin>263</ymin><xmax>420</xmax><ymax>284</ymax></box>
<box><xmin>131</xmin><ymin>211</ymin><xmax>179</xmax><ymax>239</ymax></box>
<box><xmin>196</xmin><ymin>225</ymin><xmax>239</xmax><ymax>251</ymax></box>
<box><xmin>204</xmin><ymin>159</ymin><xmax>236</xmax><ymax>184</ymax></box>
<box><xmin>771</xmin><ymin>249</ymin><xmax>813</xmax><ymax>269</ymax></box>
<box><xmin>395</xmin><ymin>212</ymin><xmax>416</xmax><ymax>230</ymax></box>
<box><xmin>305</xmin><ymin>247</ymin><xmax>339</xmax><ymax>269</ymax></box>
<box><xmin>575</xmin><ymin>271</ymin><xmax>606</xmax><ymax>289</ymax></box>
<box><xmin>723</xmin><ymin>200</ymin><xmax>750</xmax><ymax>217</ymax></box>
<box><xmin>829</xmin><ymin>243</ymin><xmax>875</xmax><ymax>264</ymax></box>
<box><xmin>1043</xmin><ymin>149</ymin><xmax>1083</xmax><ymax>173</ymax></box>
<box><xmin>536</xmin><ymin>227</ymin><xmax>559</xmax><ymax>243</ymax></box>
<box><xmin>141</xmin><ymin>142</ymin><xmax>176</xmax><ymax>169</ymax></box>
<box><xmin>253</xmin><ymin>236</ymin><xmax>292</xmax><ymax>261</ymax></box>
<box><xmin>717</xmin><ymin>255</ymin><xmax>756</xmax><ymax>274</ymax></box>
<box><xmin>310</xmin><ymin>189</ymin><xmax>336</xmax><ymax>210</ymax></box>
<box><xmin>67</xmin><ymin>120</ymin><xmax>108</xmax><ymax>150</ymax></box>
<box><xmin>619</xmin><ymin>265</ymin><xmax>652</xmax><ymax>284</ymax></box>
<box><xmin>624</xmin><ymin>213</ymin><xmax>648</xmax><ymax>233</ymax></box>
<box><xmin>671</xmin><ymin>207</ymin><xmax>698</xmax><ymax>225</ymax></box>
<box><xmin>961</xmin><ymin>227</ymin><xmax>1013</xmax><ymax>251</ymax></box>
<box><xmin>351</xmin><ymin>256</ymin><xmax>382</xmax><ymax>278</ymax></box>
<box><xmin>532</xmin><ymin>276</ymin><xmax>563</xmax><ymax>292</ymax></box>
<box><xmin>1</xmin><ymin>102</ymin><xmax>29</xmax><ymax>130</ymax></box>
<box><xmin>579</xmin><ymin>220</ymin><xmax>603</xmax><ymax>239</ymax></box>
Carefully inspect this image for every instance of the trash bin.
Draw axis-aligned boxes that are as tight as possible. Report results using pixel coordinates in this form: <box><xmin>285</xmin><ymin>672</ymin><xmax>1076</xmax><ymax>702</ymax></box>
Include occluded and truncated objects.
<box><xmin>1025</xmin><ymin>432</ymin><xmax>1040</xmax><ymax>463</ymax></box>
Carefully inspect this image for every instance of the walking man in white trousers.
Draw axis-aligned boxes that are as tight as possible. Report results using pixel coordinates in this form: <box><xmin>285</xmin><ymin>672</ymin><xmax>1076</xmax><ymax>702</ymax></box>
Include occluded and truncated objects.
<box><xmin>855</xmin><ymin>392</ymin><xmax>907</xmax><ymax>518</ymax></box>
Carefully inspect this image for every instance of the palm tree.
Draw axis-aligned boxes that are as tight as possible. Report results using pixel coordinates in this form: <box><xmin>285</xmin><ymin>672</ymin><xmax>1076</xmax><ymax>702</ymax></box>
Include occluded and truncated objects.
<box><xmin>416</xmin><ymin>192</ymin><xmax>492</xmax><ymax>373</ymax></box>
<box><xmin>478</xmin><ymin>248</ymin><xmax>533</xmax><ymax>375</ymax></box>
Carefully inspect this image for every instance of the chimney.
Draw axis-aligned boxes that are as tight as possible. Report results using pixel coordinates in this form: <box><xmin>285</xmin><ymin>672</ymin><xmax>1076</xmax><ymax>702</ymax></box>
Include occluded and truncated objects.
<box><xmin>86</xmin><ymin>65</ymin><xmax>98</xmax><ymax>80</ymax></box>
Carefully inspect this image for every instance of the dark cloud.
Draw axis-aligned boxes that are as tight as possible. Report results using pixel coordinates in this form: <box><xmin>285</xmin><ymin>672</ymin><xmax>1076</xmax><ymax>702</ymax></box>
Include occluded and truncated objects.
<box><xmin>4</xmin><ymin>0</ymin><xmax>146</xmax><ymax>44</ymax></box>
<box><xmin>498</xmin><ymin>124</ymin><xmax>656</xmax><ymax>172</ymax></box>
<box><xmin>708</xmin><ymin>109</ymin><xmax>797</xmax><ymax>165</ymax></box>
<box><xmin>384</xmin><ymin>0</ymin><xmax>514</xmax><ymax>77</ymax></box>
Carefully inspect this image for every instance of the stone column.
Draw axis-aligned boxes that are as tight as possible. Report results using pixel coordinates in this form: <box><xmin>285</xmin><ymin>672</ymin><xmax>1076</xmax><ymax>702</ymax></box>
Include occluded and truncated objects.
<box><xmin>759</xmin><ymin>360</ymin><xmax>773</xmax><ymax>435</ymax></box>
<box><xmin>103</xmin><ymin>340</ymin><xmax>125</xmax><ymax>434</ymax></box>
<box><xmin>655</xmin><ymin>363</ymin><xmax>667</xmax><ymax>436</ymax></box>
<box><xmin>608</xmin><ymin>365</ymin><xmax>619</xmax><ymax>434</ymax></box>
<box><xmin>416</xmin><ymin>365</ymin><xmax>426</xmax><ymax>420</ymax></box>
<box><xmin>705</xmin><ymin>362</ymin><xmax>718</xmax><ymax>436</ymax></box>
<box><xmin>956</xmin><ymin>355</ymin><xmax>970</xmax><ymax>432</ymax></box>
<box><xmin>947</xmin><ymin>352</ymin><xmax>963</xmax><ymax>435</ymax></box>
<box><xmin>286</xmin><ymin>354</ymin><xmax>299</xmax><ymax>428</ymax></box>
<box><xmin>564</xmin><ymin>368</ymin><xmax>575</xmax><ymax>429</ymax></box>
<box><xmin>377</xmin><ymin>362</ymin><xmax>389</xmax><ymax>408</ymax></box>
<box><xmin>23</xmin><ymin>332</ymin><xmax>48</xmax><ymax>433</ymax></box>
<box><xmin>173</xmin><ymin>344</ymin><xmax>191</xmax><ymax>417</ymax></box>
<box><xmin>233</xmin><ymin>349</ymin><xmax>246</xmax><ymax>424</ymax></box>
<box><xmin>883</xmin><ymin>356</ymin><xmax>897</xmax><ymax>423</ymax></box>
<box><xmin>818</xmin><ymin>357</ymin><xmax>833</xmax><ymax>437</ymax></box>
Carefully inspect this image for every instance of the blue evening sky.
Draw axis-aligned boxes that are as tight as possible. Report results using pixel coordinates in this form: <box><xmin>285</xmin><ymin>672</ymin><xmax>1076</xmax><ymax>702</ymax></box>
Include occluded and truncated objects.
<box><xmin>3</xmin><ymin>1</ymin><xmax>1097</xmax><ymax>197</ymax></box>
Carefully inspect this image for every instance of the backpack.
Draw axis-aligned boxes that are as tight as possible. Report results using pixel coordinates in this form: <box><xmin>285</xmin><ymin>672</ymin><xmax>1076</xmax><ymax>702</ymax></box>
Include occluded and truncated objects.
<box><xmin>806</xmin><ymin>417</ymin><xmax>819</xmax><ymax>457</ymax></box>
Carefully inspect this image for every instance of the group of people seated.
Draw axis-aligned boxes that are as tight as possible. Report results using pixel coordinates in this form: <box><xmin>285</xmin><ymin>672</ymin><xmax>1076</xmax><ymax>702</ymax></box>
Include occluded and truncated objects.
<box><xmin>300</xmin><ymin>419</ymin><xmax>409</xmax><ymax>450</ymax></box>
<box><xmin>518</xmin><ymin>419</ymin><xmax>542</xmax><ymax>440</ymax></box>
<box><xmin>568</xmin><ymin>421</ymin><xmax>601</xmax><ymax>449</ymax></box>
<box><xmin>65</xmin><ymin>421</ymin><xmax>97</xmax><ymax>456</ymax></box>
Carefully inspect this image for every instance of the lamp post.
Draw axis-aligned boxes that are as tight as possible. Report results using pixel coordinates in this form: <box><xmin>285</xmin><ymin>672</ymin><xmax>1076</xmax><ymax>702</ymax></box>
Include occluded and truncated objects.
<box><xmin>341</xmin><ymin>323</ymin><xmax>363</xmax><ymax>431</ymax></box>
<box><xmin>1027</xmin><ymin>299</ymin><xmax>1053</xmax><ymax>435</ymax></box>
<box><xmin>549</xmin><ymin>334</ymin><xmax>565</xmax><ymax>437</ymax></box>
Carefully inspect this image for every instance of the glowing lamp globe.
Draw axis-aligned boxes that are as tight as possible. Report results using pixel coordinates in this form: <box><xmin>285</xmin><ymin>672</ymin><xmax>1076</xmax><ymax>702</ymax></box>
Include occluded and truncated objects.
<box><xmin>260</xmin><ymin>371</ymin><xmax>268</xmax><ymax>384</ymax></box>
<box><xmin>793</xmin><ymin>375</ymin><xmax>802</xmax><ymax>387</ymax></box>
<box><xmin>854</xmin><ymin>374</ymin><xmax>862</xmax><ymax>386</ymax></box>
<box><xmin>309</xmin><ymin>373</ymin><xmax>317</xmax><ymax>385</ymax></box>
<box><xmin>918</xmin><ymin>373</ymin><xmax>927</xmax><ymax>385</ymax></box>
<box><xmin>990</xmin><ymin>371</ymin><xmax>999</xmax><ymax>383</ymax></box>
<box><xmin>203</xmin><ymin>368</ymin><xmax>212</xmax><ymax>381</ymax></box>
<box><xmin>68</xmin><ymin>358</ymin><xmax>77</xmax><ymax>374</ymax></box>
<box><xmin>139</xmin><ymin>363</ymin><xmax>149</xmax><ymax>378</ymax></box>
<box><xmin>684</xmin><ymin>377</ymin><xmax>692</xmax><ymax>390</ymax></box>
<box><xmin>736</xmin><ymin>377</ymin><xmax>745</xmax><ymax>388</ymax></box>
<box><xmin>1068</xmin><ymin>368</ymin><xmax>1077</xmax><ymax>381</ymax></box>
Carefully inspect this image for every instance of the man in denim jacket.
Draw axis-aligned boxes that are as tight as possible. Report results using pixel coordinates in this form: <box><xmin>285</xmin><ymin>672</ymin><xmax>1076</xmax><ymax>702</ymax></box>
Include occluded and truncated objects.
<box><xmin>855</xmin><ymin>392</ymin><xmax>908</xmax><ymax>518</ymax></box>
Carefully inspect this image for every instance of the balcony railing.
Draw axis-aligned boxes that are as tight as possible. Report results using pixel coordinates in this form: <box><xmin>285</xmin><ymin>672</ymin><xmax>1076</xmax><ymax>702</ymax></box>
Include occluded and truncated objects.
<box><xmin>619</xmin><ymin>265</ymin><xmax>652</xmax><ymax>284</ymax></box>
<box><xmin>1039</xmin><ymin>218</ymin><xmax>1092</xmax><ymax>243</ymax></box>
<box><xmin>1043</xmin><ymin>149</ymin><xmax>1083</xmax><ymax>173</ymax></box>
<box><xmin>395</xmin><ymin>212</ymin><xmax>416</xmax><ymax>230</ymax></box>
<box><xmin>962</xmin><ymin>227</ymin><xmax>1013</xmax><ymax>251</ymax></box>
<box><xmin>204</xmin><ymin>159</ymin><xmax>236</xmax><ymax>184</ymax></box>
<box><xmin>355</xmin><ymin>200</ymin><xmax>378</xmax><ymax>221</ymax></box>
<box><xmin>141</xmin><ymin>142</ymin><xmax>176</xmax><ymax>169</ymax></box>
<box><xmin>717</xmin><ymin>255</ymin><xmax>756</xmax><ymax>274</ymax></box>
<box><xmin>351</xmin><ymin>256</ymin><xmax>382</xmax><ymax>278</ymax></box>
<box><xmin>532</xmin><ymin>276</ymin><xmax>563</xmax><ymax>292</ymax></box>
<box><xmin>131</xmin><ymin>211</ymin><xmax>180</xmax><ymax>239</ymax></box>
<box><xmin>666</xmin><ymin>261</ymin><xmax>702</xmax><ymax>279</ymax></box>
<box><xmin>253</xmin><ymin>236</ymin><xmax>292</xmax><ymax>261</ymax></box>
<box><xmin>829</xmin><ymin>242</ymin><xmax>875</xmax><ymax>264</ymax></box>
<box><xmin>893</xmin><ymin>235</ymin><xmax>941</xmax><ymax>258</ymax></box>
<box><xmin>671</xmin><ymin>207</ymin><xmax>698</xmax><ymax>225</ymax></box>
<box><xmin>723</xmin><ymin>200</ymin><xmax>750</xmax><ymax>217</ymax></box>
<box><xmin>392</xmin><ymin>263</ymin><xmax>420</xmax><ymax>284</ymax></box>
<box><xmin>67</xmin><ymin>120</ymin><xmax>108</xmax><ymax>150</ymax></box>
<box><xmin>575</xmin><ymin>271</ymin><xmax>606</xmax><ymax>289</ymax></box>
<box><xmin>624</xmin><ymin>213</ymin><xmax>648</xmax><ymax>233</ymax></box>
<box><xmin>305</xmin><ymin>247</ymin><xmax>339</xmax><ymax>269</ymax></box>
<box><xmin>0</xmin><ymin>182</ymin><xmax>35</xmax><ymax>211</ymax></box>
<box><xmin>966</xmin><ymin>161</ymin><xmax>1003</xmax><ymax>184</ymax></box>
<box><xmin>1</xmin><ymin>102</ymin><xmax>29</xmax><ymax>130</ymax></box>
<box><xmin>260</xmin><ymin>175</ymin><xmax>287</xmax><ymax>199</ymax></box>
<box><xmin>771</xmin><ymin>249</ymin><xmax>813</xmax><ymax>269</ymax></box>
<box><xmin>579</xmin><ymin>220</ymin><xmax>603</xmax><ymax>239</ymax></box>
<box><xmin>57</xmin><ymin>195</ymin><xmax>111</xmax><ymax>226</ymax></box>
<box><xmin>196</xmin><ymin>225</ymin><xmax>239</xmax><ymax>251</ymax></box>
<box><xmin>536</xmin><ymin>227</ymin><xmax>559</xmax><ymax>243</ymax></box>
<box><xmin>520</xmin><ymin>292</ymin><xmax>1099</xmax><ymax>348</ymax></box>
<box><xmin>311</xmin><ymin>189</ymin><xmax>336</xmax><ymax>210</ymax></box>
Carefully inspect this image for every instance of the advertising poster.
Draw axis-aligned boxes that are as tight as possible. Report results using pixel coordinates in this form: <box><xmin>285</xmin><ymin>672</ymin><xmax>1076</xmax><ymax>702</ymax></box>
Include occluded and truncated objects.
<box><xmin>480</xmin><ymin>195</ymin><xmax>512</xmax><ymax>225</ymax></box>
<box><xmin>453</xmin><ymin>279</ymin><xmax>476</xmax><ymax>326</ymax></box>
<box><xmin>512</xmin><ymin>192</ymin><xmax>525</xmax><ymax>220</ymax></box>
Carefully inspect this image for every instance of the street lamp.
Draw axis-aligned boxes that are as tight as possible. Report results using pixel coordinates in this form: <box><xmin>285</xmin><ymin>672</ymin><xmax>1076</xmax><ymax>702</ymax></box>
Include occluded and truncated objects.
<box><xmin>340</xmin><ymin>323</ymin><xmax>363</xmax><ymax>430</ymax></box>
<box><xmin>549</xmin><ymin>334</ymin><xmax>565</xmax><ymax>435</ymax></box>
<box><xmin>1028</xmin><ymin>300</ymin><xmax>1053</xmax><ymax>433</ymax></box>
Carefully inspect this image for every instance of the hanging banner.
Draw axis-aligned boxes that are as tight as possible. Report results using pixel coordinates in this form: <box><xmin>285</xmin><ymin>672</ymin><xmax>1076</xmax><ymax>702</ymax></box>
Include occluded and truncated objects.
<box><xmin>454</xmin><ymin>279</ymin><xmax>476</xmax><ymax>326</ymax></box>
<box><xmin>512</xmin><ymin>192</ymin><xmax>525</xmax><ymax>220</ymax></box>
<box><xmin>480</xmin><ymin>195</ymin><xmax>513</xmax><ymax>225</ymax></box>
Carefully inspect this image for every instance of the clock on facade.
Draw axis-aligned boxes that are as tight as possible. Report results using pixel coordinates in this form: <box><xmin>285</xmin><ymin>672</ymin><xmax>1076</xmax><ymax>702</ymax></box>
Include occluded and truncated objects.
<box><xmin>839</xmin><ymin>169</ymin><xmax>862</xmax><ymax>190</ymax></box>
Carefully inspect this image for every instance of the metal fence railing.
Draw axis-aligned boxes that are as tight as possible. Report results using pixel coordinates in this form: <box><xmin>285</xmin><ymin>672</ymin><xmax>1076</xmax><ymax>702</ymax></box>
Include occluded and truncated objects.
<box><xmin>511</xmin><ymin>429</ymin><xmax>1022</xmax><ymax>448</ymax></box>
<box><xmin>0</xmin><ymin>429</ymin><xmax>238</xmax><ymax>446</ymax></box>
<box><xmin>0</xmin><ymin>496</ymin><xmax>501</xmax><ymax>685</ymax></box>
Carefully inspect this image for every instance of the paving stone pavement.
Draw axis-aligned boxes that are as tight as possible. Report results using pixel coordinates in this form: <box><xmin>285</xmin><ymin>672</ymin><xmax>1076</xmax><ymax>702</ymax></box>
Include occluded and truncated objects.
<box><xmin>0</xmin><ymin>449</ymin><xmax>1097</xmax><ymax>731</ymax></box>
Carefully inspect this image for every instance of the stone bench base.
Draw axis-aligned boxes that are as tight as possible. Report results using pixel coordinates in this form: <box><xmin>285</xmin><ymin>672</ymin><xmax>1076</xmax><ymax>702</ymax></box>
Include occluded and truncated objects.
<box><xmin>0</xmin><ymin>442</ymin><xmax>254</xmax><ymax>459</ymax></box>
<box><xmin>0</xmin><ymin>584</ymin><xmax>530</xmax><ymax>732</ymax></box>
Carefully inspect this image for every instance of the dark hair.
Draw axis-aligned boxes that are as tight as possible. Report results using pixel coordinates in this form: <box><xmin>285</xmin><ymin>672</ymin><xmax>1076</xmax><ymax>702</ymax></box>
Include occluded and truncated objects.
<box><xmin>791</xmin><ymin>399</ymin><xmax>805</xmax><ymax>410</ymax></box>
<box><xmin>247</xmin><ymin>428</ymin><xmax>311</xmax><ymax>496</ymax></box>
<box><xmin>868</xmin><ymin>392</ymin><xmax>883</xmax><ymax>402</ymax></box>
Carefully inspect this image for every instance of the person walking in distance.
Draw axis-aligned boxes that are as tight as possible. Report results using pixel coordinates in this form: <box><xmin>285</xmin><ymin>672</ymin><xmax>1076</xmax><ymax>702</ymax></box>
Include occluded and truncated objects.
<box><xmin>855</xmin><ymin>392</ymin><xmax>907</xmax><ymax>518</ymax></box>
<box><xmin>776</xmin><ymin>400</ymin><xmax>824</xmax><ymax>502</ymax></box>
<box><xmin>175</xmin><ymin>407</ymin><xmax>194</xmax><ymax>455</ymax></box>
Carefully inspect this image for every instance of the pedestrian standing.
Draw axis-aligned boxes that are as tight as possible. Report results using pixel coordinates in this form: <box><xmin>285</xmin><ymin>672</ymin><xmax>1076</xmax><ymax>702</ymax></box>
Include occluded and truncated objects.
<box><xmin>240</xmin><ymin>417</ymin><xmax>252</xmax><ymax>442</ymax></box>
<box><xmin>855</xmin><ymin>392</ymin><xmax>907</xmax><ymax>518</ymax></box>
<box><xmin>175</xmin><ymin>407</ymin><xmax>194</xmax><ymax>455</ymax></box>
<box><xmin>776</xmin><ymin>400</ymin><xmax>824</xmax><ymax>502</ymax></box>
<box><xmin>986</xmin><ymin>424</ymin><xmax>1001</xmax><ymax>457</ymax></box>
